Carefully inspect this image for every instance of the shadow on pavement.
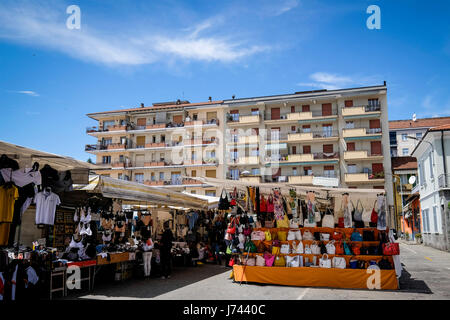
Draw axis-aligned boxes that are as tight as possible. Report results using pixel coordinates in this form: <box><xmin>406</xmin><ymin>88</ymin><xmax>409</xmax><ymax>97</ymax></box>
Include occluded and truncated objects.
<box><xmin>67</xmin><ymin>263</ymin><xmax>230</xmax><ymax>300</ymax></box>
<box><xmin>398</xmin><ymin>264</ymin><xmax>433</xmax><ymax>294</ymax></box>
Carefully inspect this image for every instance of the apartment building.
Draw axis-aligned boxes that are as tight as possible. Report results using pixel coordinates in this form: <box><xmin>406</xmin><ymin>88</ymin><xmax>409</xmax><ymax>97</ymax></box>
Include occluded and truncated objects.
<box><xmin>85</xmin><ymin>100</ymin><xmax>225</xmax><ymax>197</ymax></box>
<box><xmin>411</xmin><ymin>124</ymin><xmax>450</xmax><ymax>251</ymax></box>
<box><xmin>389</xmin><ymin>116</ymin><xmax>450</xmax><ymax>157</ymax></box>
<box><xmin>222</xmin><ymin>83</ymin><xmax>394</xmax><ymax>216</ymax></box>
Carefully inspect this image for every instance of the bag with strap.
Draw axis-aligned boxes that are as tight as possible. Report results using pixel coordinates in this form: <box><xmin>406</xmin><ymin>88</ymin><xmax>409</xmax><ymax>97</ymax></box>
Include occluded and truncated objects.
<box><xmin>322</xmin><ymin>214</ymin><xmax>334</xmax><ymax>228</ymax></box>
<box><xmin>382</xmin><ymin>242</ymin><xmax>400</xmax><ymax>255</ymax></box>
<box><xmin>311</xmin><ymin>241</ymin><xmax>321</xmax><ymax>255</ymax></box>
<box><xmin>218</xmin><ymin>189</ymin><xmax>230</xmax><ymax>210</ymax></box>
<box><xmin>257</xmin><ymin>241</ymin><xmax>266</xmax><ymax>253</ymax></box>
<box><xmin>264</xmin><ymin>253</ymin><xmax>275</xmax><ymax>267</ymax></box>
<box><xmin>343</xmin><ymin>241</ymin><xmax>353</xmax><ymax>255</ymax></box>
<box><xmin>280</xmin><ymin>244</ymin><xmax>290</xmax><ymax>254</ymax></box>
<box><xmin>291</xmin><ymin>240</ymin><xmax>304</xmax><ymax>254</ymax></box>
<box><xmin>287</xmin><ymin>230</ymin><xmax>296</xmax><ymax>241</ymax></box>
<box><xmin>286</xmin><ymin>255</ymin><xmax>300</xmax><ymax>267</ymax></box>
<box><xmin>272</xmin><ymin>246</ymin><xmax>280</xmax><ymax>255</ymax></box>
<box><xmin>289</xmin><ymin>219</ymin><xmax>299</xmax><ymax>228</ymax></box>
<box><xmin>352</xmin><ymin>199</ymin><xmax>364</xmax><ymax>222</ymax></box>
<box><xmin>349</xmin><ymin>258</ymin><xmax>358</xmax><ymax>269</ymax></box>
<box><xmin>314</xmin><ymin>209</ymin><xmax>322</xmax><ymax>222</ymax></box>
<box><xmin>277</xmin><ymin>231</ymin><xmax>287</xmax><ymax>241</ymax></box>
<box><xmin>226</xmin><ymin>217</ymin><xmax>236</xmax><ymax>234</ymax></box>
<box><xmin>370</xmin><ymin>200</ymin><xmax>378</xmax><ymax>224</ymax></box>
<box><xmin>274</xmin><ymin>255</ymin><xmax>286</xmax><ymax>267</ymax></box>
<box><xmin>362</xmin><ymin>207</ymin><xmax>372</xmax><ymax>224</ymax></box>
<box><xmin>326</xmin><ymin>240</ymin><xmax>336</xmax><ymax>255</ymax></box>
<box><xmin>256</xmin><ymin>255</ymin><xmax>265</xmax><ymax>266</ymax></box>
<box><xmin>378</xmin><ymin>257</ymin><xmax>393</xmax><ymax>269</ymax></box>
<box><xmin>260</xmin><ymin>196</ymin><xmax>267</xmax><ymax>213</ymax></box>
<box><xmin>320</xmin><ymin>233</ymin><xmax>330</xmax><ymax>241</ymax></box>
<box><xmin>303</xmin><ymin>230</ymin><xmax>315</xmax><ymax>241</ymax></box>
<box><xmin>266</xmin><ymin>195</ymin><xmax>274</xmax><ymax>213</ymax></box>
<box><xmin>264</xmin><ymin>220</ymin><xmax>275</xmax><ymax>228</ymax></box>
<box><xmin>276</xmin><ymin>214</ymin><xmax>289</xmax><ymax>228</ymax></box>
<box><xmin>243</xmin><ymin>226</ymin><xmax>252</xmax><ymax>236</ymax></box>
<box><xmin>332</xmin><ymin>256</ymin><xmax>346</xmax><ymax>269</ymax></box>
<box><xmin>244</xmin><ymin>239</ymin><xmax>257</xmax><ymax>253</ymax></box>
<box><xmin>319</xmin><ymin>254</ymin><xmax>331</xmax><ymax>268</ymax></box>
<box><xmin>304</xmin><ymin>244</ymin><xmax>312</xmax><ymax>254</ymax></box>
<box><xmin>352</xmin><ymin>244</ymin><xmax>361</xmax><ymax>255</ymax></box>
<box><xmin>246</xmin><ymin>257</ymin><xmax>256</xmax><ymax>266</ymax></box>
<box><xmin>332</xmin><ymin>231</ymin><xmax>344</xmax><ymax>241</ymax></box>
<box><xmin>264</xmin><ymin>230</ymin><xmax>272</xmax><ymax>241</ymax></box>
<box><xmin>350</xmin><ymin>230</ymin><xmax>363</xmax><ymax>241</ymax></box>
<box><xmin>320</xmin><ymin>242</ymin><xmax>327</xmax><ymax>254</ymax></box>
<box><xmin>335</xmin><ymin>241</ymin><xmax>344</xmax><ymax>255</ymax></box>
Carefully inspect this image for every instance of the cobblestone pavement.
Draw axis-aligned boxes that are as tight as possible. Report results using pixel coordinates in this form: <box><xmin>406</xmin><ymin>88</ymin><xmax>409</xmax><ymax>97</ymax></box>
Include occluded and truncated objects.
<box><xmin>69</xmin><ymin>243</ymin><xmax>450</xmax><ymax>300</ymax></box>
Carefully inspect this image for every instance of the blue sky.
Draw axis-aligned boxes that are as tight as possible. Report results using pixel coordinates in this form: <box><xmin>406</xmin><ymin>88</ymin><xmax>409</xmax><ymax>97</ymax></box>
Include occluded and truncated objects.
<box><xmin>0</xmin><ymin>0</ymin><xmax>449</xmax><ymax>162</ymax></box>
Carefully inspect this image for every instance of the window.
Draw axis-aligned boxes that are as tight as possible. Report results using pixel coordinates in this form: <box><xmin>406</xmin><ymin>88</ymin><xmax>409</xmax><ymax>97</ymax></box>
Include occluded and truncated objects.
<box><xmin>345</xmin><ymin>121</ymin><xmax>354</xmax><ymax>129</ymax></box>
<box><xmin>344</xmin><ymin>100</ymin><xmax>353</xmax><ymax>107</ymax></box>
<box><xmin>321</xmin><ymin>103</ymin><xmax>332</xmax><ymax>116</ymax></box>
<box><xmin>251</xmin><ymin>108</ymin><xmax>260</xmax><ymax>115</ymax></box>
<box><xmin>429</xmin><ymin>153</ymin><xmax>434</xmax><ymax>179</ymax></box>
<box><xmin>119</xmin><ymin>155</ymin><xmax>124</xmax><ymax>163</ymax></box>
<box><xmin>303</xmin><ymin>145</ymin><xmax>311</xmax><ymax>154</ymax></box>
<box><xmin>191</xmin><ymin>190</ymin><xmax>197</xmax><ymax>194</ymax></box>
<box><xmin>230</xmin><ymin>110</ymin><xmax>239</xmax><ymax>121</ymax></box>
<box><xmin>118</xmin><ymin>173</ymin><xmax>122</xmax><ymax>180</ymax></box>
<box><xmin>292</xmin><ymin>167</ymin><xmax>297</xmax><ymax>175</ymax></box>
<box><xmin>229</xmin><ymin>169</ymin><xmax>239</xmax><ymax>180</ymax></box>
<box><xmin>304</xmin><ymin>166</ymin><xmax>312</xmax><ymax>176</ymax></box>
<box><xmin>402</xmin><ymin>134</ymin><xmax>408</xmax><ymax>141</ymax></box>
<box><xmin>251</xmin><ymin>168</ymin><xmax>260</xmax><ymax>176</ymax></box>
<box><xmin>103</xmin><ymin>120</ymin><xmax>115</xmax><ymax>130</ymax></box>
<box><xmin>402</xmin><ymin>148</ymin><xmax>409</xmax><ymax>156</ymax></box>
<box><xmin>102</xmin><ymin>156</ymin><xmax>111</xmax><ymax>164</ymax></box>
<box><xmin>418</xmin><ymin>162</ymin><xmax>425</xmax><ymax>186</ymax></box>
<box><xmin>368</xmin><ymin>98</ymin><xmax>379</xmax><ymax>107</ymax></box>
<box><xmin>206</xmin><ymin>170</ymin><xmax>216</xmax><ymax>178</ymax></box>
<box><xmin>324</xmin><ymin>166</ymin><xmax>335</xmax><ymax>178</ymax></box>
<box><xmin>135</xmin><ymin>173</ymin><xmax>144</xmax><ymax>184</ymax></box>
<box><xmin>302</xmin><ymin>125</ymin><xmax>311</xmax><ymax>133</ymax></box>
<box><xmin>302</xmin><ymin>105</ymin><xmax>310</xmax><ymax>112</ymax></box>
<box><xmin>432</xmin><ymin>206</ymin><xmax>438</xmax><ymax>233</ymax></box>
<box><xmin>291</xmin><ymin>126</ymin><xmax>296</xmax><ymax>132</ymax></box>
<box><xmin>251</xmin><ymin>149</ymin><xmax>259</xmax><ymax>156</ymax></box>
<box><xmin>348</xmin><ymin>164</ymin><xmax>357</xmax><ymax>174</ymax></box>
<box><xmin>322</xmin><ymin>124</ymin><xmax>332</xmax><ymax>137</ymax></box>
<box><xmin>291</xmin><ymin>106</ymin><xmax>296</xmax><ymax>113</ymax></box>
<box><xmin>292</xmin><ymin>146</ymin><xmax>297</xmax><ymax>154</ymax></box>
<box><xmin>205</xmin><ymin>190</ymin><xmax>216</xmax><ymax>197</ymax></box>
<box><xmin>159</xmin><ymin>172</ymin><xmax>164</xmax><ymax>180</ymax></box>
<box><xmin>422</xmin><ymin>209</ymin><xmax>430</xmax><ymax>233</ymax></box>
<box><xmin>151</xmin><ymin>172</ymin><xmax>155</xmax><ymax>181</ymax></box>
<box><xmin>416</xmin><ymin>132</ymin><xmax>422</xmax><ymax>140</ymax></box>
<box><xmin>191</xmin><ymin>170</ymin><xmax>197</xmax><ymax>177</ymax></box>
<box><xmin>323</xmin><ymin>144</ymin><xmax>334</xmax><ymax>153</ymax></box>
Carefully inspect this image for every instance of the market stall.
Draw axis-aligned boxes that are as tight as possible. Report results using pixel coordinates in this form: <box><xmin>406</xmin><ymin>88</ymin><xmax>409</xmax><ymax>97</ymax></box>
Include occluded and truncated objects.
<box><xmin>191</xmin><ymin>176</ymin><xmax>401</xmax><ymax>291</ymax></box>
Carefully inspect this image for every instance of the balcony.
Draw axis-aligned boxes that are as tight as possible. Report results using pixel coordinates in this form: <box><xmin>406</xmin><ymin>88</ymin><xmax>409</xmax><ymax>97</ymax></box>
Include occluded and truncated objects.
<box><xmin>240</xmin><ymin>176</ymin><xmax>262</xmax><ymax>183</ymax></box>
<box><xmin>397</xmin><ymin>183</ymin><xmax>413</xmax><ymax>193</ymax></box>
<box><xmin>438</xmin><ymin>174</ymin><xmax>450</xmax><ymax>189</ymax></box>
<box><xmin>85</xmin><ymin>143</ymin><xmax>128</xmax><ymax>152</ymax></box>
<box><xmin>345</xmin><ymin>171</ymin><xmax>385</xmax><ymax>184</ymax></box>
<box><xmin>263</xmin><ymin>111</ymin><xmax>338</xmax><ymax>124</ymax></box>
<box><xmin>227</xmin><ymin>114</ymin><xmax>260</xmax><ymax>125</ymax></box>
<box><xmin>237</xmin><ymin>135</ymin><xmax>260</xmax><ymax>144</ymax></box>
<box><xmin>111</xmin><ymin>161</ymin><xmax>132</xmax><ymax>168</ymax></box>
<box><xmin>342</xmin><ymin>104</ymin><xmax>381</xmax><ymax>119</ymax></box>
<box><xmin>342</xmin><ymin>127</ymin><xmax>382</xmax><ymax>140</ymax></box>
<box><xmin>229</xmin><ymin>156</ymin><xmax>259</xmax><ymax>165</ymax></box>
<box><xmin>287</xmin><ymin>130</ymin><xmax>338</xmax><ymax>143</ymax></box>
<box><xmin>344</xmin><ymin>150</ymin><xmax>383</xmax><ymax>161</ymax></box>
<box><xmin>265</xmin><ymin>152</ymin><xmax>339</xmax><ymax>165</ymax></box>
<box><xmin>144</xmin><ymin>178</ymin><xmax>204</xmax><ymax>187</ymax></box>
<box><xmin>288</xmin><ymin>175</ymin><xmax>314</xmax><ymax>185</ymax></box>
<box><xmin>185</xmin><ymin>119</ymin><xmax>219</xmax><ymax>127</ymax></box>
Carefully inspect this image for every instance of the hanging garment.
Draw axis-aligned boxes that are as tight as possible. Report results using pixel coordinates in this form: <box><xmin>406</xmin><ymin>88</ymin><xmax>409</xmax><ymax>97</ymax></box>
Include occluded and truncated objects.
<box><xmin>342</xmin><ymin>194</ymin><xmax>353</xmax><ymax>228</ymax></box>
<box><xmin>377</xmin><ymin>195</ymin><xmax>387</xmax><ymax>231</ymax></box>
<box><xmin>273</xmin><ymin>189</ymin><xmax>284</xmax><ymax>220</ymax></box>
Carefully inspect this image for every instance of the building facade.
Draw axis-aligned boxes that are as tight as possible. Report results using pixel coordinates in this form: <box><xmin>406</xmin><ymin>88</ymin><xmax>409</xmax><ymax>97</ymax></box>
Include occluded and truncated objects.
<box><xmin>85</xmin><ymin>83</ymin><xmax>394</xmax><ymax>221</ymax></box>
<box><xmin>411</xmin><ymin>124</ymin><xmax>450</xmax><ymax>252</ymax></box>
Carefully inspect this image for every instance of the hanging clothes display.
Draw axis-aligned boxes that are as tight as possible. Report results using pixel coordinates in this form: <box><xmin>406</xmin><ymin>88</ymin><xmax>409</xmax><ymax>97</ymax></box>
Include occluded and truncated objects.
<box><xmin>342</xmin><ymin>193</ymin><xmax>353</xmax><ymax>228</ymax></box>
<box><xmin>377</xmin><ymin>195</ymin><xmax>387</xmax><ymax>231</ymax></box>
<box><xmin>305</xmin><ymin>191</ymin><xmax>316</xmax><ymax>226</ymax></box>
<box><xmin>273</xmin><ymin>189</ymin><xmax>284</xmax><ymax>221</ymax></box>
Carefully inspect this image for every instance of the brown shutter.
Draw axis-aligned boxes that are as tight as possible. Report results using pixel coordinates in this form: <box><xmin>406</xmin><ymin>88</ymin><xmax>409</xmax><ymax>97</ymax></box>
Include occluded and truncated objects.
<box><xmin>322</xmin><ymin>103</ymin><xmax>332</xmax><ymax>116</ymax></box>
<box><xmin>302</xmin><ymin>125</ymin><xmax>310</xmax><ymax>129</ymax></box>
<box><xmin>302</xmin><ymin>105</ymin><xmax>310</xmax><ymax>112</ymax></box>
<box><xmin>136</xmin><ymin>136</ymin><xmax>145</xmax><ymax>147</ymax></box>
<box><xmin>373</xmin><ymin>186</ymin><xmax>384</xmax><ymax>189</ymax></box>
<box><xmin>253</xmin><ymin>128</ymin><xmax>259</xmax><ymax>135</ymax></box>
<box><xmin>191</xmin><ymin>170</ymin><xmax>196</xmax><ymax>177</ymax></box>
<box><xmin>291</xmin><ymin>106</ymin><xmax>295</xmax><ymax>113</ymax></box>
<box><xmin>230</xmin><ymin>110</ymin><xmax>239</xmax><ymax>114</ymax></box>
<box><xmin>369</xmin><ymin>119</ymin><xmax>381</xmax><ymax>129</ymax></box>
<box><xmin>271</xmin><ymin>108</ymin><xmax>280</xmax><ymax>120</ymax></box>
<box><xmin>371</xmin><ymin>141</ymin><xmax>382</xmax><ymax>155</ymax></box>
<box><xmin>137</xmin><ymin>118</ymin><xmax>146</xmax><ymax>126</ymax></box>
<box><xmin>372</xmin><ymin>163</ymin><xmax>384</xmax><ymax>174</ymax></box>
<box><xmin>173</xmin><ymin>115</ymin><xmax>182</xmax><ymax>124</ymax></box>
<box><xmin>346</xmin><ymin>142</ymin><xmax>356</xmax><ymax>151</ymax></box>
<box><xmin>344</xmin><ymin>100</ymin><xmax>353</xmax><ymax>107</ymax></box>
<box><xmin>291</xmin><ymin>126</ymin><xmax>296</xmax><ymax>132</ymax></box>
<box><xmin>324</xmin><ymin>165</ymin><xmax>334</xmax><ymax>170</ymax></box>
<box><xmin>206</xmin><ymin>170</ymin><xmax>216</xmax><ymax>178</ymax></box>
<box><xmin>303</xmin><ymin>145</ymin><xmax>311</xmax><ymax>154</ymax></box>
<box><xmin>292</xmin><ymin>146</ymin><xmax>297</xmax><ymax>154</ymax></box>
<box><xmin>323</xmin><ymin>144</ymin><xmax>333</xmax><ymax>153</ymax></box>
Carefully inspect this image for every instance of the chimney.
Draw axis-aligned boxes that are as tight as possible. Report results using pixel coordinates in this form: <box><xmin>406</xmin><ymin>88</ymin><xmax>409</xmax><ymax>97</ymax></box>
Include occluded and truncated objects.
<box><xmin>140</xmin><ymin>103</ymin><xmax>144</xmax><ymax>108</ymax></box>
<box><xmin>208</xmin><ymin>96</ymin><xmax>212</xmax><ymax>102</ymax></box>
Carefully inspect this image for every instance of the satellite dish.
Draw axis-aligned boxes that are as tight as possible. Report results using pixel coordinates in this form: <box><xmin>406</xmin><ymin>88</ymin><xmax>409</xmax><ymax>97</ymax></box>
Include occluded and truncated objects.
<box><xmin>412</xmin><ymin>113</ymin><xmax>416</xmax><ymax>122</ymax></box>
<box><xmin>409</xmin><ymin>176</ymin><xmax>416</xmax><ymax>185</ymax></box>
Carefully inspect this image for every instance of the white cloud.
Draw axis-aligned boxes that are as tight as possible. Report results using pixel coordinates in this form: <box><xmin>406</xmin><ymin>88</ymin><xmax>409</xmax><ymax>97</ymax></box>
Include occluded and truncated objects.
<box><xmin>274</xmin><ymin>0</ymin><xmax>300</xmax><ymax>16</ymax></box>
<box><xmin>14</xmin><ymin>90</ymin><xmax>39</xmax><ymax>97</ymax></box>
<box><xmin>0</xmin><ymin>2</ymin><xmax>268</xmax><ymax>66</ymax></box>
<box><xmin>298</xmin><ymin>72</ymin><xmax>383</xmax><ymax>90</ymax></box>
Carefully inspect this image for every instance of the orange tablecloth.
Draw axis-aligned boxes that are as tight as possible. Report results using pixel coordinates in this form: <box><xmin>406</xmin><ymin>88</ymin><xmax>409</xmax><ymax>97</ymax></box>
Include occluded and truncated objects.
<box><xmin>233</xmin><ymin>265</ymin><xmax>398</xmax><ymax>290</ymax></box>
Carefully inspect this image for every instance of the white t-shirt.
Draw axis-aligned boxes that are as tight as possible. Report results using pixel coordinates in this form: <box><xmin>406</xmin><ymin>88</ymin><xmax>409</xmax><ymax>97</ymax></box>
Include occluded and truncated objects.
<box><xmin>25</xmin><ymin>266</ymin><xmax>39</xmax><ymax>287</ymax></box>
<box><xmin>34</xmin><ymin>190</ymin><xmax>61</xmax><ymax>225</ymax></box>
<box><xmin>1</xmin><ymin>168</ymin><xmax>42</xmax><ymax>187</ymax></box>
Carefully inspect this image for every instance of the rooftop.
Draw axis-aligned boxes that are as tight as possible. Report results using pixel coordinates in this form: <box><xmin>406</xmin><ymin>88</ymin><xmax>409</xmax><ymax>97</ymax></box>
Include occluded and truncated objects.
<box><xmin>391</xmin><ymin>156</ymin><xmax>418</xmax><ymax>170</ymax></box>
<box><xmin>389</xmin><ymin>117</ymin><xmax>450</xmax><ymax>130</ymax></box>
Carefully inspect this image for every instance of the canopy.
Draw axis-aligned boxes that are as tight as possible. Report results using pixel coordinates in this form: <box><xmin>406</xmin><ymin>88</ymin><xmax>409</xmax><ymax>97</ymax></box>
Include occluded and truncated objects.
<box><xmin>181</xmin><ymin>191</ymin><xmax>219</xmax><ymax>209</ymax></box>
<box><xmin>74</xmin><ymin>175</ymin><xmax>211</xmax><ymax>210</ymax></box>
<box><xmin>0</xmin><ymin>140</ymin><xmax>96</xmax><ymax>170</ymax></box>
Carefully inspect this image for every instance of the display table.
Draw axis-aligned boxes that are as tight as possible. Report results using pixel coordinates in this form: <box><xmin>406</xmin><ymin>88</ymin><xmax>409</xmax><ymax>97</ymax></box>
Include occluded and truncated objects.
<box><xmin>233</xmin><ymin>265</ymin><xmax>399</xmax><ymax>290</ymax></box>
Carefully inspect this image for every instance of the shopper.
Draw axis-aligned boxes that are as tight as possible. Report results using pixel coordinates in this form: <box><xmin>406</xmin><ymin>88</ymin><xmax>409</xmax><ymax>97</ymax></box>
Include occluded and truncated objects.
<box><xmin>142</xmin><ymin>237</ymin><xmax>154</xmax><ymax>278</ymax></box>
<box><xmin>160</xmin><ymin>222</ymin><xmax>174</xmax><ymax>279</ymax></box>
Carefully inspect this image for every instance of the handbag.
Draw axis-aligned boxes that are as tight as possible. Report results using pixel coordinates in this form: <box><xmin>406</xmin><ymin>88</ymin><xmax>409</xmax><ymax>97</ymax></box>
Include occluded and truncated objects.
<box><xmin>287</xmin><ymin>230</ymin><xmax>296</xmax><ymax>241</ymax></box>
<box><xmin>370</xmin><ymin>200</ymin><xmax>378</xmax><ymax>224</ymax></box>
<box><xmin>362</xmin><ymin>208</ymin><xmax>372</xmax><ymax>223</ymax></box>
<box><xmin>286</xmin><ymin>255</ymin><xmax>300</xmax><ymax>267</ymax></box>
<box><xmin>332</xmin><ymin>256</ymin><xmax>346</xmax><ymax>269</ymax></box>
<box><xmin>382</xmin><ymin>242</ymin><xmax>400</xmax><ymax>255</ymax></box>
<box><xmin>314</xmin><ymin>209</ymin><xmax>322</xmax><ymax>222</ymax></box>
<box><xmin>363</xmin><ymin>230</ymin><xmax>375</xmax><ymax>241</ymax></box>
<box><xmin>244</xmin><ymin>240</ymin><xmax>257</xmax><ymax>253</ymax></box>
<box><xmin>266</xmin><ymin>196</ymin><xmax>274</xmax><ymax>213</ymax></box>
<box><xmin>218</xmin><ymin>189</ymin><xmax>230</xmax><ymax>210</ymax></box>
<box><xmin>314</xmin><ymin>232</ymin><xmax>321</xmax><ymax>241</ymax></box>
<box><xmin>326</xmin><ymin>240</ymin><xmax>336</xmax><ymax>255</ymax></box>
<box><xmin>338</xmin><ymin>217</ymin><xmax>345</xmax><ymax>228</ymax></box>
<box><xmin>311</xmin><ymin>241</ymin><xmax>321</xmax><ymax>255</ymax></box>
<box><xmin>378</xmin><ymin>257</ymin><xmax>393</xmax><ymax>269</ymax></box>
<box><xmin>319</xmin><ymin>254</ymin><xmax>331</xmax><ymax>268</ymax></box>
<box><xmin>264</xmin><ymin>253</ymin><xmax>275</xmax><ymax>267</ymax></box>
<box><xmin>335</xmin><ymin>241</ymin><xmax>344</xmax><ymax>255</ymax></box>
<box><xmin>226</xmin><ymin>218</ymin><xmax>236</xmax><ymax>234</ymax></box>
<box><xmin>257</xmin><ymin>241</ymin><xmax>266</xmax><ymax>253</ymax></box>
<box><xmin>264</xmin><ymin>230</ymin><xmax>272</xmax><ymax>241</ymax></box>
<box><xmin>291</xmin><ymin>240</ymin><xmax>304</xmax><ymax>254</ymax></box>
<box><xmin>243</xmin><ymin>226</ymin><xmax>252</xmax><ymax>236</ymax></box>
<box><xmin>289</xmin><ymin>219</ymin><xmax>299</xmax><ymax>228</ymax></box>
<box><xmin>276</xmin><ymin>215</ymin><xmax>289</xmax><ymax>228</ymax></box>
<box><xmin>304</xmin><ymin>244</ymin><xmax>312</xmax><ymax>254</ymax></box>
<box><xmin>349</xmin><ymin>258</ymin><xmax>358</xmax><ymax>269</ymax></box>
<box><xmin>277</xmin><ymin>231</ymin><xmax>287</xmax><ymax>241</ymax></box>
<box><xmin>352</xmin><ymin>200</ymin><xmax>364</xmax><ymax>222</ymax></box>
<box><xmin>343</xmin><ymin>241</ymin><xmax>353</xmax><ymax>255</ymax></box>
<box><xmin>256</xmin><ymin>255</ymin><xmax>266</xmax><ymax>266</ymax></box>
<box><xmin>260</xmin><ymin>196</ymin><xmax>267</xmax><ymax>213</ymax></box>
<box><xmin>332</xmin><ymin>231</ymin><xmax>343</xmax><ymax>241</ymax></box>
<box><xmin>320</xmin><ymin>233</ymin><xmax>330</xmax><ymax>241</ymax></box>
<box><xmin>228</xmin><ymin>257</ymin><xmax>235</xmax><ymax>267</ymax></box>
<box><xmin>272</xmin><ymin>246</ymin><xmax>280</xmax><ymax>255</ymax></box>
<box><xmin>350</xmin><ymin>230</ymin><xmax>363</xmax><ymax>241</ymax></box>
<box><xmin>304</xmin><ymin>219</ymin><xmax>316</xmax><ymax>227</ymax></box>
<box><xmin>352</xmin><ymin>244</ymin><xmax>361</xmax><ymax>255</ymax></box>
<box><xmin>322</xmin><ymin>214</ymin><xmax>334</xmax><ymax>228</ymax></box>
<box><xmin>246</xmin><ymin>257</ymin><xmax>256</xmax><ymax>266</ymax></box>
<box><xmin>320</xmin><ymin>242</ymin><xmax>327</xmax><ymax>254</ymax></box>
<box><xmin>250</xmin><ymin>231</ymin><xmax>259</xmax><ymax>241</ymax></box>
<box><xmin>264</xmin><ymin>220</ymin><xmax>275</xmax><ymax>228</ymax></box>
<box><xmin>303</xmin><ymin>230</ymin><xmax>315</xmax><ymax>241</ymax></box>
<box><xmin>280</xmin><ymin>244</ymin><xmax>290</xmax><ymax>254</ymax></box>
<box><xmin>274</xmin><ymin>255</ymin><xmax>286</xmax><ymax>267</ymax></box>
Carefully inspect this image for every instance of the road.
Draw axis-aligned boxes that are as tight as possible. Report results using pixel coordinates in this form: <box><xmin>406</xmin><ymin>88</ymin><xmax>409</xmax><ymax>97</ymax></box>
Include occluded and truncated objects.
<box><xmin>69</xmin><ymin>242</ymin><xmax>450</xmax><ymax>300</ymax></box>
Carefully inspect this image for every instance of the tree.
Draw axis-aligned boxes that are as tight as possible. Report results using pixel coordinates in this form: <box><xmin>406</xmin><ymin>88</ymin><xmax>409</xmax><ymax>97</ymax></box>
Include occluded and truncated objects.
<box><xmin>87</xmin><ymin>158</ymin><xmax>93</xmax><ymax>164</ymax></box>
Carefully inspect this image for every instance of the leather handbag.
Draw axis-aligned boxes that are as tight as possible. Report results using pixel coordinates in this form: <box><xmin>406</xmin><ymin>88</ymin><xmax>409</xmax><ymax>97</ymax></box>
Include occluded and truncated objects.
<box><xmin>272</xmin><ymin>239</ymin><xmax>281</xmax><ymax>247</ymax></box>
<box><xmin>332</xmin><ymin>231</ymin><xmax>343</xmax><ymax>241</ymax></box>
<box><xmin>335</xmin><ymin>241</ymin><xmax>344</xmax><ymax>255</ymax></box>
<box><xmin>287</xmin><ymin>230</ymin><xmax>296</xmax><ymax>241</ymax></box>
<box><xmin>349</xmin><ymin>258</ymin><xmax>358</xmax><ymax>269</ymax></box>
<box><xmin>378</xmin><ymin>257</ymin><xmax>393</xmax><ymax>269</ymax></box>
<box><xmin>303</xmin><ymin>230</ymin><xmax>315</xmax><ymax>241</ymax></box>
<box><xmin>257</xmin><ymin>241</ymin><xmax>266</xmax><ymax>253</ymax></box>
<box><xmin>311</xmin><ymin>241</ymin><xmax>321</xmax><ymax>255</ymax></box>
<box><xmin>264</xmin><ymin>253</ymin><xmax>275</xmax><ymax>267</ymax></box>
<box><xmin>382</xmin><ymin>242</ymin><xmax>400</xmax><ymax>255</ymax></box>
<box><xmin>244</xmin><ymin>240</ymin><xmax>257</xmax><ymax>253</ymax></box>
<box><xmin>350</xmin><ymin>230</ymin><xmax>363</xmax><ymax>241</ymax></box>
<box><xmin>353</xmin><ymin>200</ymin><xmax>364</xmax><ymax>222</ymax></box>
<box><xmin>326</xmin><ymin>240</ymin><xmax>336</xmax><ymax>255</ymax></box>
<box><xmin>264</xmin><ymin>220</ymin><xmax>275</xmax><ymax>228</ymax></box>
<box><xmin>294</xmin><ymin>230</ymin><xmax>302</xmax><ymax>240</ymax></box>
<box><xmin>370</xmin><ymin>200</ymin><xmax>378</xmax><ymax>224</ymax></box>
<box><xmin>352</xmin><ymin>244</ymin><xmax>361</xmax><ymax>255</ymax></box>
<box><xmin>260</xmin><ymin>196</ymin><xmax>267</xmax><ymax>213</ymax></box>
<box><xmin>338</xmin><ymin>217</ymin><xmax>345</xmax><ymax>228</ymax></box>
<box><xmin>280</xmin><ymin>244</ymin><xmax>290</xmax><ymax>254</ymax></box>
<box><xmin>289</xmin><ymin>219</ymin><xmax>299</xmax><ymax>228</ymax></box>
<box><xmin>277</xmin><ymin>231</ymin><xmax>287</xmax><ymax>241</ymax></box>
<box><xmin>256</xmin><ymin>255</ymin><xmax>266</xmax><ymax>266</ymax></box>
<box><xmin>304</xmin><ymin>219</ymin><xmax>316</xmax><ymax>227</ymax></box>
<box><xmin>320</xmin><ymin>233</ymin><xmax>330</xmax><ymax>241</ymax></box>
<box><xmin>251</xmin><ymin>231</ymin><xmax>260</xmax><ymax>241</ymax></box>
<box><xmin>319</xmin><ymin>254</ymin><xmax>331</xmax><ymax>268</ymax></box>
<box><xmin>243</xmin><ymin>226</ymin><xmax>252</xmax><ymax>237</ymax></box>
<box><xmin>218</xmin><ymin>189</ymin><xmax>230</xmax><ymax>210</ymax></box>
<box><xmin>274</xmin><ymin>255</ymin><xmax>286</xmax><ymax>267</ymax></box>
<box><xmin>343</xmin><ymin>241</ymin><xmax>353</xmax><ymax>255</ymax></box>
<box><xmin>363</xmin><ymin>230</ymin><xmax>375</xmax><ymax>241</ymax></box>
<box><xmin>276</xmin><ymin>215</ymin><xmax>289</xmax><ymax>228</ymax></box>
<box><xmin>286</xmin><ymin>255</ymin><xmax>300</xmax><ymax>267</ymax></box>
<box><xmin>332</xmin><ymin>256</ymin><xmax>346</xmax><ymax>269</ymax></box>
<box><xmin>314</xmin><ymin>209</ymin><xmax>322</xmax><ymax>222</ymax></box>
<box><xmin>291</xmin><ymin>240</ymin><xmax>304</xmax><ymax>254</ymax></box>
<box><xmin>304</xmin><ymin>244</ymin><xmax>312</xmax><ymax>254</ymax></box>
<box><xmin>264</xmin><ymin>230</ymin><xmax>272</xmax><ymax>241</ymax></box>
<box><xmin>322</xmin><ymin>214</ymin><xmax>335</xmax><ymax>228</ymax></box>
<box><xmin>246</xmin><ymin>257</ymin><xmax>256</xmax><ymax>266</ymax></box>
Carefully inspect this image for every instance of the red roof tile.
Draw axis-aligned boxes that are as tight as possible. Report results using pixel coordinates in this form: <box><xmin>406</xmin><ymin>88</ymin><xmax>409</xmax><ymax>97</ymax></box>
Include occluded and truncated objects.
<box><xmin>389</xmin><ymin>117</ymin><xmax>450</xmax><ymax>130</ymax></box>
<box><xmin>391</xmin><ymin>156</ymin><xmax>418</xmax><ymax>170</ymax></box>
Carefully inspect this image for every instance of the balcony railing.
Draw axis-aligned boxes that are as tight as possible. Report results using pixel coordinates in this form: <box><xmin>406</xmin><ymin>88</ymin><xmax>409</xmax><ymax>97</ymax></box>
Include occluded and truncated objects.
<box><xmin>264</xmin><ymin>110</ymin><xmax>338</xmax><ymax>121</ymax></box>
<box><xmin>85</xmin><ymin>142</ymin><xmax>130</xmax><ymax>151</ymax></box>
<box><xmin>111</xmin><ymin>161</ymin><xmax>133</xmax><ymax>168</ymax></box>
<box><xmin>438</xmin><ymin>174</ymin><xmax>450</xmax><ymax>189</ymax></box>
<box><xmin>144</xmin><ymin>178</ymin><xmax>204</xmax><ymax>187</ymax></box>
